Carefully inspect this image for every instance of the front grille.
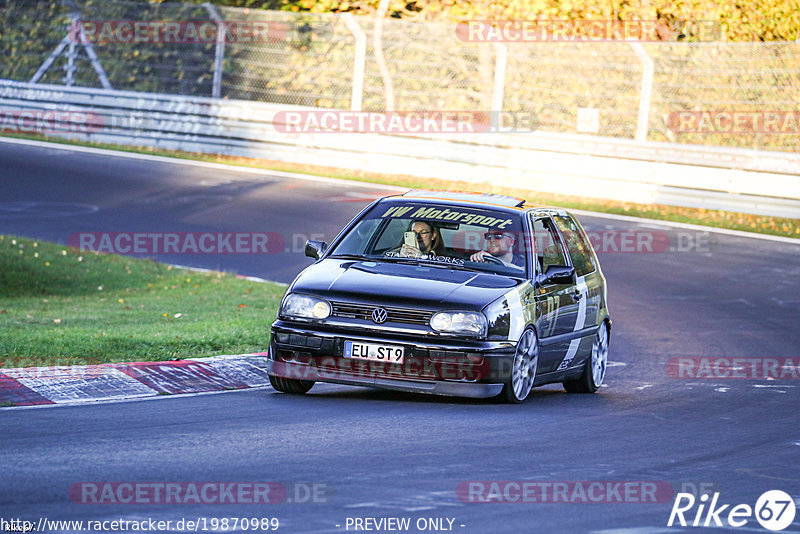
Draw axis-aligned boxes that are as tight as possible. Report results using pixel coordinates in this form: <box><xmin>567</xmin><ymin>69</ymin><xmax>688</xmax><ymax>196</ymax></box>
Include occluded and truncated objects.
<box><xmin>330</xmin><ymin>301</ymin><xmax>433</xmax><ymax>326</ymax></box>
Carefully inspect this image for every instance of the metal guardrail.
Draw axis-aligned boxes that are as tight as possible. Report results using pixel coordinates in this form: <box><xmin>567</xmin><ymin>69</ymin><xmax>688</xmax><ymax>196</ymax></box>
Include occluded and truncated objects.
<box><xmin>1</xmin><ymin>80</ymin><xmax>799</xmax><ymax>218</ymax></box>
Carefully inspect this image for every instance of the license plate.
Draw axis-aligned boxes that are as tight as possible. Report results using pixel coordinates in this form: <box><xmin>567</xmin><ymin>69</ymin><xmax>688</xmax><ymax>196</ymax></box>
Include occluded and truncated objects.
<box><xmin>344</xmin><ymin>341</ymin><xmax>405</xmax><ymax>364</ymax></box>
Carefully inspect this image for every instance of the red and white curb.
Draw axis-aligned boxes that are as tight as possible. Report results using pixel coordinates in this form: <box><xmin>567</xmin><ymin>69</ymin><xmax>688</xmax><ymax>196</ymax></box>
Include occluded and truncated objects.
<box><xmin>0</xmin><ymin>353</ymin><xmax>272</xmax><ymax>407</ymax></box>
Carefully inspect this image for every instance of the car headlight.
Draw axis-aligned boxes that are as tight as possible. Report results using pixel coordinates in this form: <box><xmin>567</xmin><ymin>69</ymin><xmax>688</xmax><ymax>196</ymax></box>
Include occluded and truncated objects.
<box><xmin>280</xmin><ymin>294</ymin><xmax>331</xmax><ymax>320</ymax></box>
<box><xmin>483</xmin><ymin>297</ymin><xmax>511</xmax><ymax>340</ymax></box>
<box><xmin>430</xmin><ymin>311</ymin><xmax>487</xmax><ymax>336</ymax></box>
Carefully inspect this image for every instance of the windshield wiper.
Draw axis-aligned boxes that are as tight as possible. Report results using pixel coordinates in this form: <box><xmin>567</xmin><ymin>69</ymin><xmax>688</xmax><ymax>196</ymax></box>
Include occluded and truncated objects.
<box><xmin>328</xmin><ymin>254</ymin><xmax>370</xmax><ymax>260</ymax></box>
<box><xmin>423</xmin><ymin>261</ymin><xmax>477</xmax><ymax>272</ymax></box>
<box><xmin>379</xmin><ymin>256</ymin><xmax>423</xmax><ymax>265</ymax></box>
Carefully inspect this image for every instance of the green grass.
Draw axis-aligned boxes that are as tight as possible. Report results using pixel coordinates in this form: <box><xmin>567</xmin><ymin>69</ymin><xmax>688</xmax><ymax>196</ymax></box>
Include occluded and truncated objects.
<box><xmin>3</xmin><ymin>132</ymin><xmax>799</xmax><ymax>239</ymax></box>
<box><xmin>0</xmin><ymin>235</ymin><xmax>286</xmax><ymax>366</ymax></box>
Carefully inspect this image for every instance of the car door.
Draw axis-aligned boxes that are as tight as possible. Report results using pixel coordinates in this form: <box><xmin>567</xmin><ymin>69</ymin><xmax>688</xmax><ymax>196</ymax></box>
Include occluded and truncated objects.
<box><xmin>530</xmin><ymin>215</ymin><xmax>580</xmax><ymax>373</ymax></box>
<box><xmin>553</xmin><ymin>214</ymin><xmax>602</xmax><ymax>370</ymax></box>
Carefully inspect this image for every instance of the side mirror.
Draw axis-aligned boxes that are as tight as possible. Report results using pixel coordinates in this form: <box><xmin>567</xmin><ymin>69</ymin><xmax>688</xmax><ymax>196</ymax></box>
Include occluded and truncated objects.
<box><xmin>305</xmin><ymin>240</ymin><xmax>328</xmax><ymax>260</ymax></box>
<box><xmin>535</xmin><ymin>265</ymin><xmax>574</xmax><ymax>286</ymax></box>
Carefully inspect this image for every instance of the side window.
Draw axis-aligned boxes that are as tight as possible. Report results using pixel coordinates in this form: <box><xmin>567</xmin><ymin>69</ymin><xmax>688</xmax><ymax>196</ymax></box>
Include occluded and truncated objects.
<box><xmin>373</xmin><ymin>218</ymin><xmax>408</xmax><ymax>251</ymax></box>
<box><xmin>532</xmin><ymin>217</ymin><xmax>568</xmax><ymax>273</ymax></box>
<box><xmin>555</xmin><ymin>215</ymin><xmax>597</xmax><ymax>277</ymax></box>
<box><xmin>337</xmin><ymin>218</ymin><xmax>381</xmax><ymax>253</ymax></box>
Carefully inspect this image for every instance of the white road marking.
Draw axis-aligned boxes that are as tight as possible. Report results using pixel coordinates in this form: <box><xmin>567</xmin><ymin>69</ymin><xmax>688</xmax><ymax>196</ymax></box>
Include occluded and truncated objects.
<box><xmin>329</xmin><ymin>191</ymin><xmax>389</xmax><ymax>202</ymax></box>
<box><xmin>345</xmin><ymin>490</ymin><xmax>462</xmax><ymax>512</ymax></box>
<box><xmin>0</xmin><ymin>200</ymin><xmax>99</xmax><ymax>219</ymax></box>
<box><xmin>569</xmin><ymin>207</ymin><xmax>800</xmax><ymax>245</ymax></box>
<box><xmin>166</xmin><ymin>262</ymin><xmax>287</xmax><ymax>285</ymax></box>
<box><xmin>0</xmin><ymin>136</ymin><xmax>407</xmax><ymax>191</ymax></box>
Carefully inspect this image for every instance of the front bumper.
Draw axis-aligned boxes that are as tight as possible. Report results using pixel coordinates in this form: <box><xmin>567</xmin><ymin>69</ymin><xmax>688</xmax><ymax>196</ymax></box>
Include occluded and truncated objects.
<box><xmin>267</xmin><ymin>359</ymin><xmax>504</xmax><ymax>398</ymax></box>
<box><xmin>267</xmin><ymin>320</ymin><xmax>516</xmax><ymax>398</ymax></box>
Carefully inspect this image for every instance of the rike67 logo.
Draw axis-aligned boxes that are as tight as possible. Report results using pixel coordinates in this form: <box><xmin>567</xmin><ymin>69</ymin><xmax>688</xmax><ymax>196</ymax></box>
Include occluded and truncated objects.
<box><xmin>668</xmin><ymin>490</ymin><xmax>797</xmax><ymax>531</ymax></box>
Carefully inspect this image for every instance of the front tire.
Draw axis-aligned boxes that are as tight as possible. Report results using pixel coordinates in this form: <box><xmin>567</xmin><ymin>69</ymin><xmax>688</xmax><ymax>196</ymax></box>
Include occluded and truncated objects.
<box><xmin>564</xmin><ymin>321</ymin><xmax>609</xmax><ymax>394</ymax></box>
<box><xmin>500</xmin><ymin>328</ymin><xmax>539</xmax><ymax>403</ymax></box>
<box><xmin>269</xmin><ymin>375</ymin><xmax>314</xmax><ymax>394</ymax></box>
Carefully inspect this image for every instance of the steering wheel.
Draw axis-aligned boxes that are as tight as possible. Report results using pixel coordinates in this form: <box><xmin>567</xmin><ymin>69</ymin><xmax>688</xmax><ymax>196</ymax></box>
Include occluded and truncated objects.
<box><xmin>481</xmin><ymin>253</ymin><xmax>505</xmax><ymax>265</ymax></box>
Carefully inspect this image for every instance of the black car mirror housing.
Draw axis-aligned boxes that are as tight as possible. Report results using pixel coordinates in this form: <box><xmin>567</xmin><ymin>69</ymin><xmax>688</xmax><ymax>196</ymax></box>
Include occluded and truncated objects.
<box><xmin>535</xmin><ymin>264</ymin><xmax>575</xmax><ymax>286</ymax></box>
<box><xmin>305</xmin><ymin>240</ymin><xmax>328</xmax><ymax>260</ymax></box>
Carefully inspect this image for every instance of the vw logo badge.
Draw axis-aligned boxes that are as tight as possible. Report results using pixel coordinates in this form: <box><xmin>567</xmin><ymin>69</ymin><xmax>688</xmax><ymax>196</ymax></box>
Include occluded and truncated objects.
<box><xmin>371</xmin><ymin>307</ymin><xmax>388</xmax><ymax>324</ymax></box>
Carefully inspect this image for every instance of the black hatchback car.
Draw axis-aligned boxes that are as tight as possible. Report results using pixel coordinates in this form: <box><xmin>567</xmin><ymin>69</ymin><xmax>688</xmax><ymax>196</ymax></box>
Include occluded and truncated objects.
<box><xmin>267</xmin><ymin>190</ymin><xmax>610</xmax><ymax>402</ymax></box>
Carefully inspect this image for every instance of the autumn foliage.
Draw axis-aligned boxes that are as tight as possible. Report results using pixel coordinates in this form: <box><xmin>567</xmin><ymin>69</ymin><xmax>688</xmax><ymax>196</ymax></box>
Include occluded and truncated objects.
<box><xmin>203</xmin><ymin>0</ymin><xmax>799</xmax><ymax>41</ymax></box>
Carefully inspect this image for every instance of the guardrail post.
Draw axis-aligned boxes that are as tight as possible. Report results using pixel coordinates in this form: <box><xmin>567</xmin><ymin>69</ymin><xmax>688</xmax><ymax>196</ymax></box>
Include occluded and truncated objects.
<box><xmin>342</xmin><ymin>14</ymin><xmax>366</xmax><ymax>111</ymax></box>
<box><xmin>630</xmin><ymin>43</ymin><xmax>654</xmax><ymax>142</ymax></box>
<box><xmin>203</xmin><ymin>3</ymin><xmax>225</xmax><ymax>99</ymax></box>
<box><xmin>491</xmin><ymin>43</ymin><xmax>507</xmax><ymax>130</ymax></box>
<box><xmin>373</xmin><ymin>0</ymin><xmax>395</xmax><ymax>111</ymax></box>
<box><xmin>32</xmin><ymin>36</ymin><xmax>69</xmax><ymax>85</ymax></box>
<box><xmin>31</xmin><ymin>6</ymin><xmax>112</xmax><ymax>89</ymax></box>
<box><xmin>65</xmin><ymin>34</ymin><xmax>77</xmax><ymax>86</ymax></box>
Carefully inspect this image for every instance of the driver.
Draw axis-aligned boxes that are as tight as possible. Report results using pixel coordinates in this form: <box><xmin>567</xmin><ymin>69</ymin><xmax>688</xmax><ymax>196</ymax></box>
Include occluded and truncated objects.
<box><xmin>470</xmin><ymin>230</ymin><xmax>524</xmax><ymax>268</ymax></box>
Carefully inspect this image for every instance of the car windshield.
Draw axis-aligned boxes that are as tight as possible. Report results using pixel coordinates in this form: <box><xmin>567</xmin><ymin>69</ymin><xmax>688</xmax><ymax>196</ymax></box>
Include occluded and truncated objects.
<box><xmin>328</xmin><ymin>201</ymin><xmax>527</xmax><ymax>276</ymax></box>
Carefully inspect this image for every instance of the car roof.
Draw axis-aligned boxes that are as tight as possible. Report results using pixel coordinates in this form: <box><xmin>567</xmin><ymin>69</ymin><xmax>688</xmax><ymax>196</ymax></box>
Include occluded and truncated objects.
<box><xmin>384</xmin><ymin>189</ymin><xmax>570</xmax><ymax>217</ymax></box>
<box><xmin>401</xmin><ymin>189</ymin><xmax>526</xmax><ymax>207</ymax></box>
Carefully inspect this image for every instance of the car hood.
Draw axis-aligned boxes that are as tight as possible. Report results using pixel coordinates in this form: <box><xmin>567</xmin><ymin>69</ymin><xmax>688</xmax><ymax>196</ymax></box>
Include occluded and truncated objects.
<box><xmin>289</xmin><ymin>259</ymin><xmax>524</xmax><ymax>311</ymax></box>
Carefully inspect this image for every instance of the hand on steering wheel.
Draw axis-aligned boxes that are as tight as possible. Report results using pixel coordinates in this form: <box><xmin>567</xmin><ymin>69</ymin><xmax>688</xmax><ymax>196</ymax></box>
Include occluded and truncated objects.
<box><xmin>470</xmin><ymin>250</ymin><xmax>505</xmax><ymax>265</ymax></box>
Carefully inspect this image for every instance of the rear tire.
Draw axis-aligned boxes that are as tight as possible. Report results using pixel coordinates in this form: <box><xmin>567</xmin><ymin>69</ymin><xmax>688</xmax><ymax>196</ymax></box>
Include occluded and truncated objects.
<box><xmin>564</xmin><ymin>321</ymin><xmax>609</xmax><ymax>394</ymax></box>
<box><xmin>269</xmin><ymin>375</ymin><xmax>314</xmax><ymax>394</ymax></box>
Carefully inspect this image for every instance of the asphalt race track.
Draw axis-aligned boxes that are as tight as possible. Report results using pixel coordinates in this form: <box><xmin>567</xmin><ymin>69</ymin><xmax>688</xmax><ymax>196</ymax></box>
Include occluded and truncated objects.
<box><xmin>1</xmin><ymin>138</ymin><xmax>800</xmax><ymax>534</ymax></box>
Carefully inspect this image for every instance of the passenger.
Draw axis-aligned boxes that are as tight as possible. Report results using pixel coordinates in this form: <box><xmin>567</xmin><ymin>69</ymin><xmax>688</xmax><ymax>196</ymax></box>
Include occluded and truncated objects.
<box><xmin>399</xmin><ymin>220</ymin><xmax>446</xmax><ymax>257</ymax></box>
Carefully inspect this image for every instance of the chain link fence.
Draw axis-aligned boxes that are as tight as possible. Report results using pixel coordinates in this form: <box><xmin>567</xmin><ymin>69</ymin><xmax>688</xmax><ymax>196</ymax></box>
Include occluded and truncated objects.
<box><xmin>1</xmin><ymin>0</ymin><xmax>798</xmax><ymax>151</ymax></box>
